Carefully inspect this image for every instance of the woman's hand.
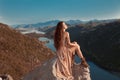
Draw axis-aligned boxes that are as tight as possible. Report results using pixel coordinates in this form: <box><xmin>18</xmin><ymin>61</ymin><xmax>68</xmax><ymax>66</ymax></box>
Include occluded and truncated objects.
<box><xmin>72</xmin><ymin>41</ymin><xmax>77</xmax><ymax>44</ymax></box>
<box><xmin>72</xmin><ymin>41</ymin><xmax>78</xmax><ymax>46</ymax></box>
<box><xmin>72</xmin><ymin>41</ymin><xmax>81</xmax><ymax>48</ymax></box>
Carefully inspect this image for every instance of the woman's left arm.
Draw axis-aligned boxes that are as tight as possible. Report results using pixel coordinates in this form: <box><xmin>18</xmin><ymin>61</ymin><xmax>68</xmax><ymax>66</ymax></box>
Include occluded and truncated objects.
<box><xmin>66</xmin><ymin>32</ymin><xmax>76</xmax><ymax>47</ymax></box>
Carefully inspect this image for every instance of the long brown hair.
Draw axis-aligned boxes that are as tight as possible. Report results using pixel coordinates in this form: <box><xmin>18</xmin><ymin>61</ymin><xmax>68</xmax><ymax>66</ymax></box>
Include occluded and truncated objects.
<box><xmin>54</xmin><ymin>21</ymin><xmax>64</xmax><ymax>50</ymax></box>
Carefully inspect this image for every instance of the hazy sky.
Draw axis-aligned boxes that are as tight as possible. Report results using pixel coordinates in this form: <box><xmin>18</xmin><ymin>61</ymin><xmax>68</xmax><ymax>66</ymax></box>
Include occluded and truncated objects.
<box><xmin>0</xmin><ymin>0</ymin><xmax>120</xmax><ymax>25</ymax></box>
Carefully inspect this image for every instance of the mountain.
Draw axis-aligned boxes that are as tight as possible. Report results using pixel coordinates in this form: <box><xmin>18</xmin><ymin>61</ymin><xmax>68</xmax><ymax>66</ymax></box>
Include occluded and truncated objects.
<box><xmin>12</xmin><ymin>24</ymin><xmax>28</xmax><ymax>28</ymax></box>
<box><xmin>66</xmin><ymin>20</ymin><xmax>84</xmax><ymax>25</ymax></box>
<box><xmin>0</xmin><ymin>23</ymin><xmax>54</xmax><ymax>80</ymax></box>
<box><xmin>43</xmin><ymin>19</ymin><xmax>120</xmax><ymax>38</ymax></box>
<box><xmin>12</xmin><ymin>20</ymin><xmax>85</xmax><ymax>29</ymax></box>
<box><xmin>13</xmin><ymin>20</ymin><xmax>60</xmax><ymax>28</ymax></box>
<box><xmin>12</xmin><ymin>19</ymin><xmax>118</xmax><ymax>29</ymax></box>
<box><xmin>42</xmin><ymin>19</ymin><xmax>120</xmax><ymax>72</ymax></box>
<box><xmin>67</xmin><ymin>20</ymin><xmax>120</xmax><ymax>72</ymax></box>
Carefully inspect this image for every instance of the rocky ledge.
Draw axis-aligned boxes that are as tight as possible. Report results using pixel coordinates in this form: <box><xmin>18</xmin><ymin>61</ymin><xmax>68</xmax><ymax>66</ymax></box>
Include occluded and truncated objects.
<box><xmin>23</xmin><ymin>57</ymin><xmax>91</xmax><ymax>80</ymax></box>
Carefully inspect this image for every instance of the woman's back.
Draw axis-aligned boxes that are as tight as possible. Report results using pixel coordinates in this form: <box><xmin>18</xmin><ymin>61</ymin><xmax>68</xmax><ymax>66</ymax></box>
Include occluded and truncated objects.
<box><xmin>58</xmin><ymin>32</ymin><xmax>69</xmax><ymax>50</ymax></box>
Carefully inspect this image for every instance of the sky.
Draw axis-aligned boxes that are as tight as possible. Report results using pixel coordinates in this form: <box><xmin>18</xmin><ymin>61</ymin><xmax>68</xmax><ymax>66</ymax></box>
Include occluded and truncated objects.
<box><xmin>0</xmin><ymin>0</ymin><xmax>120</xmax><ymax>25</ymax></box>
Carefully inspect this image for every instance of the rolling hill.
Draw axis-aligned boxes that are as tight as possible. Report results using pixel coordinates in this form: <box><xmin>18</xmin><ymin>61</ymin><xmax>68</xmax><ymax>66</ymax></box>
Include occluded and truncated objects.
<box><xmin>0</xmin><ymin>23</ymin><xmax>54</xmax><ymax>80</ymax></box>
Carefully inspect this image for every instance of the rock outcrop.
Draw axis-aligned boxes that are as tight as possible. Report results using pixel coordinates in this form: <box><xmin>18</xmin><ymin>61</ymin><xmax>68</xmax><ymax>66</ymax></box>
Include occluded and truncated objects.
<box><xmin>0</xmin><ymin>74</ymin><xmax>13</xmax><ymax>80</ymax></box>
<box><xmin>23</xmin><ymin>57</ymin><xmax>91</xmax><ymax>80</ymax></box>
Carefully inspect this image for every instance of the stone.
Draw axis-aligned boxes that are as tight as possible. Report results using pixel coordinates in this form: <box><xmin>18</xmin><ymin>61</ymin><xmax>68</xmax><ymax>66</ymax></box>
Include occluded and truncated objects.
<box><xmin>0</xmin><ymin>74</ymin><xmax>13</xmax><ymax>80</ymax></box>
<box><xmin>23</xmin><ymin>57</ymin><xmax>91</xmax><ymax>80</ymax></box>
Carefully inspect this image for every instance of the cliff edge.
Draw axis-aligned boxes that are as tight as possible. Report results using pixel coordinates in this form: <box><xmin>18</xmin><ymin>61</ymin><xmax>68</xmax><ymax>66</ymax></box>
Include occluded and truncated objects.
<box><xmin>23</xmin><ymin>57</ymin><xmax>91</xmax><ymax>80</ymax></box>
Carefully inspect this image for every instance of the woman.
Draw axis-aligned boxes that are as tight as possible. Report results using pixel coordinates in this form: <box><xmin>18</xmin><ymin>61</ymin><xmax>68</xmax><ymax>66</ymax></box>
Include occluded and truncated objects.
<box><xmin>54</xmin><ymin>21</ymin><xmax>88</xmax><ymax>79</ymax></box>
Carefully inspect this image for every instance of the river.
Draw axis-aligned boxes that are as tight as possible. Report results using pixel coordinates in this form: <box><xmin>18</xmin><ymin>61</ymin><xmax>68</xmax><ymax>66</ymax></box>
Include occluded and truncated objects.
<box><xmin>39</xmin><ymin>37</ymin><xmax>120</xmax><ymax>80</ymax></box>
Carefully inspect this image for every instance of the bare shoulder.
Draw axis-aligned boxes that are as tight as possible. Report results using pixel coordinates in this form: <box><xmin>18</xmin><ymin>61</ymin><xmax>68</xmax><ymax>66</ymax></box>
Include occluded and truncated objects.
<box><xmin>65</xmin><ymin>32</ymin><xmax>69</xmax><ymax>36</ymax></box>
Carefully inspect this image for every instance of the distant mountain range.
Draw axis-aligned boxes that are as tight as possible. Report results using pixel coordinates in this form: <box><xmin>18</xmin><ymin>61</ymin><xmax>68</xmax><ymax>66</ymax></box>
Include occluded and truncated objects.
<box><xmin>12</xmin><ymin>20</ymin><xmax>83</xmax><ymax>28</ymax></box>
<box><xmin>12</xmin><ymin>19</ymin><xmax>119</xmax><ymax>29</ymax></box>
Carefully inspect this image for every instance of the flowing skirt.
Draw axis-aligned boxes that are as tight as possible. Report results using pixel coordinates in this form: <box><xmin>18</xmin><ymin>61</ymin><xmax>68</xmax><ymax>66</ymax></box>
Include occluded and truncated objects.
<box><xmin>53</xmin><ymin>47</ymin><xmax>75</xmax><ymax>80</ymax></box>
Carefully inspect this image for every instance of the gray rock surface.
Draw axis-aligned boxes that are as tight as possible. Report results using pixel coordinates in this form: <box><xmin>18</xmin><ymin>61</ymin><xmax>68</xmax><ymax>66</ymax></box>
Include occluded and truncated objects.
<box><xmin>23</xmin><ymin>58</ymin><xmax>91</xmax><ymax>80</ymax></box>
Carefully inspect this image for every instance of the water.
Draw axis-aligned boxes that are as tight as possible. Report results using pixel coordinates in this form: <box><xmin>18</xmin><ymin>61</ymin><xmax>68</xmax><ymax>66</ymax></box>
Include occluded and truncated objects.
<box><xmin>39</xmin><ymin>37</ymin><xmax>56</xmax><ymax>51</ymax></box>
<box><xmin>39</xmin><ymin>37</ymin><xmax>120</xmax><ymax>80</ymax></box>
<box><xmin>20</xmin><ymin>28</ymin><xmax>45</xmax><ymax>34</ymax></box>
<box><xmin>75</xmin><ymin>56</ymin><xmax>120</xmax><ymax>80</ymax></box>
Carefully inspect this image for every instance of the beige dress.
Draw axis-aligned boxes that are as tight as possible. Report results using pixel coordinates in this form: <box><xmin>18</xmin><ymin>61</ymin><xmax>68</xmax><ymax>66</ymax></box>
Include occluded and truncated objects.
<box><xmin>22</xmin><ymin>32</ymin><xmax>91</xmax><ymax>80</ymax></box>
<box><xmin>54</xmin><ymin>34</ymin><xmax>75</xmax><ymax>80</ymax></box>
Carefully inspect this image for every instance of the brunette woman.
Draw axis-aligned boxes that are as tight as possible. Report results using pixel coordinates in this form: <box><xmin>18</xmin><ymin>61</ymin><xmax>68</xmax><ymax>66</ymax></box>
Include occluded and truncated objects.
<box><xmin>54</xmin><ymin>21</ymin><xmax>88</xmax><ymax>79</ymax></box>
